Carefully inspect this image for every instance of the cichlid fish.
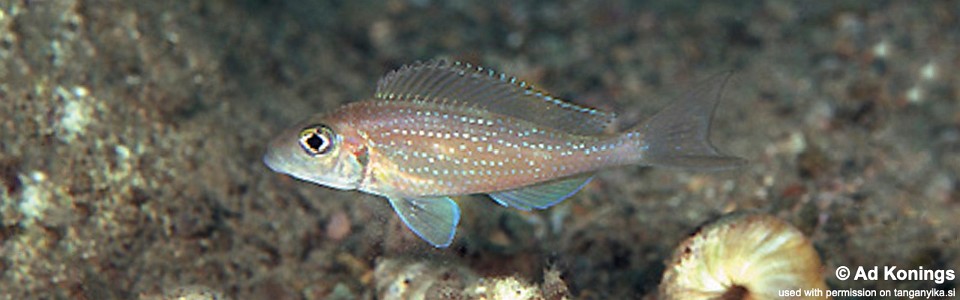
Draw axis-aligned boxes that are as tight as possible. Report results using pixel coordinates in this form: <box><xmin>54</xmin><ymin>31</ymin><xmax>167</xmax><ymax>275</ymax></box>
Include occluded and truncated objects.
<box><xmin>264</xmin><ymin>60</ymin><xmax>744</xmax><ymax>247</ymax></box>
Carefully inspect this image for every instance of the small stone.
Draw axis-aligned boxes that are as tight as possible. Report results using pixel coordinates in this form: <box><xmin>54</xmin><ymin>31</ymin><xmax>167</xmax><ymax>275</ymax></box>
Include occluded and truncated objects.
<box><xmin>326</xmin><ymin>210</ymin><xmax>351</xmax><ymax>241</ymax></box>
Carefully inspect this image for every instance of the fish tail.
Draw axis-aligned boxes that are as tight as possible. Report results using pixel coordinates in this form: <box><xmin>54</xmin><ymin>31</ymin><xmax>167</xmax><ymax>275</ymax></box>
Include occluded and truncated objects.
<box><xmin>623</xmin><ymin>72</ymin><xmax>745</xmax><ymax>170</ymax></box>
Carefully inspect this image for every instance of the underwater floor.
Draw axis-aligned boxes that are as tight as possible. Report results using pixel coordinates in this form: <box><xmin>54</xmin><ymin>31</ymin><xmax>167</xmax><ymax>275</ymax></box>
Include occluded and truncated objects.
<box><xmin>0</xmin><ymin>1</ymin><xmax>957</xmax><ymax>299</ymax></box>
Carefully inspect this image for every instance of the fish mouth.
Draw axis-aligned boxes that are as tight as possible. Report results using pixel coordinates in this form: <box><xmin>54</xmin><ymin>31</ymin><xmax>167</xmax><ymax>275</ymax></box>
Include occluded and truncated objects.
<box><xmin>263</xmin><ymin>133</ymin><xmax>304</xmax><ymax>175</ymax></box>
<box><xmin>262</xmin><ymin>145</ymin><xmax>287</xmax><ymax>174</ymax></box>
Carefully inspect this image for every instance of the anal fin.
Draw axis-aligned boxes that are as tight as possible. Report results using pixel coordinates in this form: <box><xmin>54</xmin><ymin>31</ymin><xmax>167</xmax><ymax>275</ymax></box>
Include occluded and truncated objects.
<box><xmin>387</xmin><ymin>195</ymin><xmax>461</xmax><ymax>248</ymax></box>
<box><xmin>489</xmin><ymin>176</ymin><xmax>593</xmax><ymax>211</ymax></box>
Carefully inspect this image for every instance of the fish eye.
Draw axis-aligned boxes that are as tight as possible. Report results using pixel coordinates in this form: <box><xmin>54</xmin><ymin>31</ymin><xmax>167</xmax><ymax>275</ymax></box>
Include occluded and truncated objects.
<box><xmin>298</xmin><ymin>124</ymin><xmax>335</xmax><ymax>156</ymax></box>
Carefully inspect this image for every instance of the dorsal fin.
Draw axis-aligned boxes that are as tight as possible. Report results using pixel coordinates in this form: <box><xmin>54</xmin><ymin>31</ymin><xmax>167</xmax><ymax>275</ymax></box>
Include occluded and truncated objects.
<box><xmin>375</xmin><ymin>60</ymin><xmax>616</xmax><ymax>135</ymax></box>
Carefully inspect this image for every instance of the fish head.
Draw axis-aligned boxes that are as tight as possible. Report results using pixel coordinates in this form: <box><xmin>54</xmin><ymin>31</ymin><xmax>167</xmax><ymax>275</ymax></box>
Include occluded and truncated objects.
<box><xmin>263</xmin><ymin>118</ymin><xmax>364</xmax><ymax>191</ymax></box>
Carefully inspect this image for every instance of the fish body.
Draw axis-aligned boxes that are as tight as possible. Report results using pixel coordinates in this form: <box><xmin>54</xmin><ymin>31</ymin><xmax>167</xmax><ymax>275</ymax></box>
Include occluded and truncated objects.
<box><xmin>337</xmin><ymin>100</ymin><xmax>621</xmax><ymax>196</ymax></box>
<box><xmin>264</xmin><ymin>60</ymin><xmax>744</xmax><ymax>247</ymax></box>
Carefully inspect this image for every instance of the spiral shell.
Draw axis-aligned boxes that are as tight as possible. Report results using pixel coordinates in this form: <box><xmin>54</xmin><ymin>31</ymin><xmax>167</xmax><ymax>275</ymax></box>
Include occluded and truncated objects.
<box><xmin>659</xmin><ymin>213</ymin><xmax>828</xmax><ymax>300</ymax></box>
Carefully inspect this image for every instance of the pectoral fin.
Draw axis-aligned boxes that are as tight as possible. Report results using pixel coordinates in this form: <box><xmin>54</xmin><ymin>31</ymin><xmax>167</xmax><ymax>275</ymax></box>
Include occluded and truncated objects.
<box><xmin>488</xmin><ymin>176</ymin><xmax>593</xmax><ymax>211</ymax></box>
<box><xmin>387</xmin><ymin>195</ymin><xmax>461</xmax><ymax>248</ymax></box>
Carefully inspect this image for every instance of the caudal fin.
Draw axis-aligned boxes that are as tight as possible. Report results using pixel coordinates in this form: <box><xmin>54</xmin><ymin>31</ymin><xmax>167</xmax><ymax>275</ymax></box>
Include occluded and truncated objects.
<box><xmin>629</xmin><ymin>72</ymin><xmax>746</xmax><ymax>170</ymax></box>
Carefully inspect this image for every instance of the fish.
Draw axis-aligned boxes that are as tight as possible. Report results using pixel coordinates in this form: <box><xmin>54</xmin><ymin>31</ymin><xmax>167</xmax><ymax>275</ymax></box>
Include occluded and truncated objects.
<box><xmin>263</xmin><ymin>60</ymin><xmax>745</xmax><ymax>248</ymax></box>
